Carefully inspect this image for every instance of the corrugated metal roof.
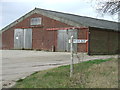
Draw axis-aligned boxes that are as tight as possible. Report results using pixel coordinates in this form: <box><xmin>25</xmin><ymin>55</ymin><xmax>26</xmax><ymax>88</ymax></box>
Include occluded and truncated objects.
<box><xmin>36</xmin><ymin>8</ymin><xmax>119</xmax><ymax>31</ymax></box>
<box><xmin>1</xmin><ymin>8</ymin><xmax>119</xmax><ymax>32</ymax></box>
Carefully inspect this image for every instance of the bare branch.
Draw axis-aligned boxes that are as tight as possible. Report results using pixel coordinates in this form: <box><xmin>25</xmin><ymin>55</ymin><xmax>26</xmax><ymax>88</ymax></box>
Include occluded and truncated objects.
<box><xmin>96</xmin><ymin>0</ymin><xmax>120</xmax><ymax>15</ymax></box>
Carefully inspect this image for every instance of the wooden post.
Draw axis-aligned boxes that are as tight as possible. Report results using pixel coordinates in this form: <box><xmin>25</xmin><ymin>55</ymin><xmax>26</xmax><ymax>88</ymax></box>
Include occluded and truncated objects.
<box><xmin>70</xmin><ymin>35</ymin><xmax>73</xmax><ymax>77</ymax></box>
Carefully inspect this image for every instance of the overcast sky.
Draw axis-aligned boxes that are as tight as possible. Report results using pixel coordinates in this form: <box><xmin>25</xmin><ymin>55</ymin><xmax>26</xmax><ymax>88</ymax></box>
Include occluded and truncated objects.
<box><xmin>0</xmin><ymin>0</ymin><xmax>118</xmax><ymax>30</ymax></box>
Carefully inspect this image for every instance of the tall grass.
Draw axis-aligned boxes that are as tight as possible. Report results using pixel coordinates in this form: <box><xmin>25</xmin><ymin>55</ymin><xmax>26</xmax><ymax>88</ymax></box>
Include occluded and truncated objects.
<box><xmin>14</xmin><ymin>58</ymin><xmax>118</xmax><ymax>88</ymax></box>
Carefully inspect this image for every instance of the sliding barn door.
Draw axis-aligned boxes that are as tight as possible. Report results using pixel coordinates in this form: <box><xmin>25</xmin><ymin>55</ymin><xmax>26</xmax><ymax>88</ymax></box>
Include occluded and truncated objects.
<box><xmin>14</xmin><ymin>28</ymin><xmax>32</xmax><ymax>49</ymax></box>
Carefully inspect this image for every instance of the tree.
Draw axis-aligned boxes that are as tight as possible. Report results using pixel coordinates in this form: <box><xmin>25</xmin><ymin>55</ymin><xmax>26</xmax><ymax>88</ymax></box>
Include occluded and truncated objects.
<box><xmin>95</xmin><ymin>0</ymin><xmax>120</xmax><ymax>15</ymax></box>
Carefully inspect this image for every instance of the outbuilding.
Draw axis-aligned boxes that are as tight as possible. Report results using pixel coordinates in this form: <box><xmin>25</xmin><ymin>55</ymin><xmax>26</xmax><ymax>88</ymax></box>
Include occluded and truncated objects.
<box><xmin>1</xmin><ymin>8</ymin><xmax>119</xmax><ymax>54</ymax></box>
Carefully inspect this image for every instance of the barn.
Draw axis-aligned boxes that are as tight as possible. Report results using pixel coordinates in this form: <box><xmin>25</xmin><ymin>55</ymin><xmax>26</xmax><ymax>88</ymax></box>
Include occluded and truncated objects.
<box><xmin>1</xmin><ymin>8</ymin><xmax>119</xmax><ymax>55</ymax></box>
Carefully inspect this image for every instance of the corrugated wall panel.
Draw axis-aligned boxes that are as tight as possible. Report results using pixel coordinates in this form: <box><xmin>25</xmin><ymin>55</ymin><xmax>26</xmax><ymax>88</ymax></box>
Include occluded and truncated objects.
<box><xmin>14</xmin><ymin>29</ymin><xmax>24</xmax><ymax>49</ymax></box>
<box><xmin>57</xmin><ymin>29</ymin><xmax>77</xmax><ymax>52</ymax></box>
<box><xmin>14</xmin><ymin>28</ymin><xmax>32</xmax><ymax>49</ymax></box>
<box><xmin>89</xmin><ymin>27</ymin><xmax>119</xmax><ymax>54</ymax></box>
<box><xmin>24</xmin><ymin>29</ymin><xmax>32</xmax><ymax>49</ymax></box>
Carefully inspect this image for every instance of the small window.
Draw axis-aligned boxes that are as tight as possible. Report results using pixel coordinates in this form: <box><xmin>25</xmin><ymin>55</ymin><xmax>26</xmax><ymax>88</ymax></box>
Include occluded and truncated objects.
<box><xmin>30</xmin><ymin>17</ymin><xmax>42</xmax><ymax>25</ymax></box>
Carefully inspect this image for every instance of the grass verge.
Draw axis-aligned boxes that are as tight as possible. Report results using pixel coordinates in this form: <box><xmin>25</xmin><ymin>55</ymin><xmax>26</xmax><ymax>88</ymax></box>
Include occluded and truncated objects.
<box><xmin>14</xmin><ymin>58</ymin><xmax>118</xmax><ymax>88</ymax></box>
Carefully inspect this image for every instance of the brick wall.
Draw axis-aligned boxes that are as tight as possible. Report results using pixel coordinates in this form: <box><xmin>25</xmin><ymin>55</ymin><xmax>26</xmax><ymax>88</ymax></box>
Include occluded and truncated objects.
<box><xmin>2</xmin><ymin>13</ymin><xmax>90</xmax><ymax>52</ymax></box>
<box><xmin>2</xmin><ymin>13</ymin><xmax>72</xmax><ymax>51</ymax></box>
<box><xmin>31</xmin><ymin>13</ymin><xmax>72</xmax><ymax>51</ymax></box>
<box><xmin>77</xmin><ymin>28</ymin><xmax>89</xmax><ymax>52</ymax></box>
<box><xmin>2</xmin><ymin>28</ymin><xmax>14</xmax><ymax>49</ymax></box>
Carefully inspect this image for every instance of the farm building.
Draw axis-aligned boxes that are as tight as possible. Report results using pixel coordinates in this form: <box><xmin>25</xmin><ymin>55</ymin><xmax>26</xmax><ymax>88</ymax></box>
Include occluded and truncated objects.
<box><xmin>1</xmin><ymin>8</ymin><xmax>119</xmax><ymax>55</ymax></box>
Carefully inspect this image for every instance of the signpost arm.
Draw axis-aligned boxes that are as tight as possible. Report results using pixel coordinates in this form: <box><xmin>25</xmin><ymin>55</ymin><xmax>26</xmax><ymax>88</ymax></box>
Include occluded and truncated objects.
<box><xmin>70</xmin><ymin>35</ymin><xmax>73</xmax><ymax>77</ymax></box>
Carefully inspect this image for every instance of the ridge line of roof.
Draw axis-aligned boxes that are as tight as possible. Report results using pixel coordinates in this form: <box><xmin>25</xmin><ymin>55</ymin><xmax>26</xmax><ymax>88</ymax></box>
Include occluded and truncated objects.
<box><xmin>35</xmin><ymin>8</ymin><xmax>119</xmax><ymax>31</ymax></box>
<box><xmin>35</xmin><ymin>8</ymin><xmax>85</xmax><ymax>27</ymax></box>
<box><xmin>35</xmin><ymin>8</ymin><xmax>118</xmax><ymax>24</ymax></box>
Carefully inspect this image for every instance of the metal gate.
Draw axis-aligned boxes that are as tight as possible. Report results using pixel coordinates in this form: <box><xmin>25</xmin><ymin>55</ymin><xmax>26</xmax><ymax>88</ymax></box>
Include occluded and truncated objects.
<box><xmin>14</xmin><ymin>28</ymin><xmax>32</xmax><ymax>49</ymax></box>
<box><xmin>57</xmin><ymin>29</ymin><xmax>77</xmax><ymax>52</ymax></box>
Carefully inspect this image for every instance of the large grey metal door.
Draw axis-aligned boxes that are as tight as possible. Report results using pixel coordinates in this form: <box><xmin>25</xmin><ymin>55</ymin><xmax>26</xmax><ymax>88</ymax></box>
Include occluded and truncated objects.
<box><xmin>24</xmin><ymin>29</ymin><xmax>32</xmax><ymax>49</ymax></box>
<box><xmin>57</xmin><ymin>30</ymin><xmax>68</xmax><ymax>52</ymax></box>
<box><xmin>57</xmin><ymin>29</ymin><xmax>77</xmax><ymax>52</ymax></box>
<box><xmin>14</xmin><ymin>29</ymin><xmax>24</xmax><ymax>49</ymax></box>
<box><xmin>14</xmin><ymin>28</ymin><xmax>32</xmax><ymax>49</ymax></box>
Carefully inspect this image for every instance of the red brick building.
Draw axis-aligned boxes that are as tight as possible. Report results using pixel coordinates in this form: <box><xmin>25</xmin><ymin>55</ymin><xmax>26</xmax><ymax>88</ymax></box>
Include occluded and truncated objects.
<box><xmin>1</xmin><ymin>8</ymin><xmax>119</xmax><ymax>54</ymax></box>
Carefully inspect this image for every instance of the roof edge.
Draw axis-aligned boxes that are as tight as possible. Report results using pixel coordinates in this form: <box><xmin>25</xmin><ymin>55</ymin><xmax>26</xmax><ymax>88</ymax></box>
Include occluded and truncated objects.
<box><xmin>1</xmin><ymin>8</ymin><xmax>84</xmax><ymax>32</ymax></box>
<box><xmin>35</xmin><ymin>8</ymin><xmax>119</xmax><ymax>23</ymax></box>
<box><xmin>1</xmin><ymin>8</ymin><xmax>119</xmax><ymax>32</ymax></box>
<box><xmin>1</xmin><ymin>8</ymin><xmax>36</xmax><ymax>32</ymax></box>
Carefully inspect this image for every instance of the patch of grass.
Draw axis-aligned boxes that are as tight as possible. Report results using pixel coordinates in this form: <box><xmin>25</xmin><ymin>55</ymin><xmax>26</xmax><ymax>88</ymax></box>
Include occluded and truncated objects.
<box><xmin>14</xmin><ymin>58</ymin><xmax>118</xmax><ymax>88</ymax></box>
<box><xmin>83</xmin><ymin>58</ymin><xmax>112</xmax><ymax>64</ymax></box>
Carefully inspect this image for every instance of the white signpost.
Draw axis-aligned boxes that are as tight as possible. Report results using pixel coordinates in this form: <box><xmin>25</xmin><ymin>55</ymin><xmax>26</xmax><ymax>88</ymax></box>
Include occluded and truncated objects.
<box><xmin>73</xmin><ymin>39</ymin><xmax>88</xmax><ymax>43</ymax></box>
<box><xmin>70</xmin><ymin>38</ymin><xmax>88</xmax><ymax>77</ymax></box>
<box><xmin>69</xmin><ymin>39</ymin><xmax>88</xmax><ymax>44</ymax></box>
<box><xmin>70</xmin><ymin>36</ymin><xmax>73</xmax><ymax>77</ymax></box>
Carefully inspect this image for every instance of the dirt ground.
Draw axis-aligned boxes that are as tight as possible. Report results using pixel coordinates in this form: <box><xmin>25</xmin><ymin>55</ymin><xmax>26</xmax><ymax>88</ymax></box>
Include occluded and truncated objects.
<box><xmin>0</xmin><ymin>50</ymin><xmax>118</xmax><ymax>88</ymax></box>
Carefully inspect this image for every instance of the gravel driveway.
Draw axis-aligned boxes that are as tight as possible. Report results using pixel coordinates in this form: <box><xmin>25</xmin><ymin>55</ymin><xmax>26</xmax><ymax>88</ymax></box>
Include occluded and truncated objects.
<box><xmin>1</xmin><ymin>50</ymin><xmax>117</xmax><ymax>88</ymax></box>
